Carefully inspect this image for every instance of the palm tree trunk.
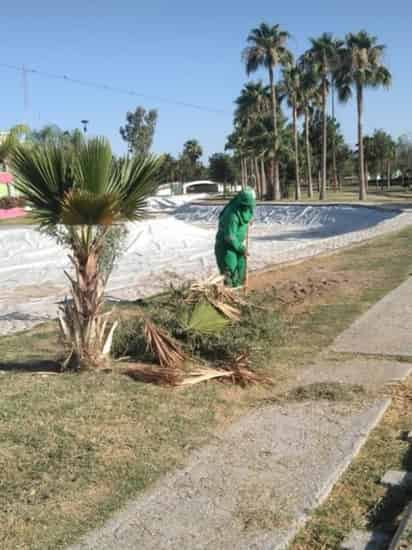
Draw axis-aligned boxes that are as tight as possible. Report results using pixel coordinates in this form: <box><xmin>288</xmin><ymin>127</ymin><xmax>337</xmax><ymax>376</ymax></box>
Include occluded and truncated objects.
<box><xmin>240</xmin><ymin>157</ymin><xmax>245</xmax><ymax>188</ymax></box>
<box><xmin>268</xmin><ymin>66</ymin><xmax>280</xmax><ymax>200</ymax></box>
<box><xmin>357</xmin><ymin>83</ymin><xmax>366</xmax><ymax>200</ymax></box>
<box><xmin>254</xmin><ymin>157</ymin><xmax>261</xmax><ymax>198</ymax></box>
<box><xmin>320</xmin><ymin>77</ymin><xmax>328</xmax><ymax>200</ymax></box>
<box><xmin>270</xmin><ymin>157</ymin><xmax>275</xmax><ymax>200</ymax></box>
<box><xmin>62</xmin><ymin>227</ymin><xmax>110</xmax><ymax>368</ymax></box>
<box><xmin>260</xmin><ymin>157</ymin><xmax>267</xmax><ymax>199</ymax></box>
<box><xmin>293</xmin><ymin>105</ymin><xmax>301</xmax><ymax>200</ymax></box>
<box><xmin>305</xmin><ymin>108</ymin><xmax>313</xmax><ymax>199</ymax></box>
<box><xmin>387</xmin><ymin>161</ymin><xmax>391</xmax><ymax>189</ymax></box>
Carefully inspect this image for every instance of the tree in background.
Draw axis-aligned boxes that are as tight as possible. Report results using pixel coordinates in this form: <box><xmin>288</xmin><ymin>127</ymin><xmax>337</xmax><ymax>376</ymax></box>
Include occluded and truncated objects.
<box><xmin>120</xmin><ymin>106</ymin><xmax>158</xmax><ymax>156</ymax></box>
<box><xmin>371</xmin><ymin>130</ymin><xmax>396</xmax><ymax>188</ymax></box>
<box><xmin>396</xmin><ymin>134</ymin><xmax>412</xmax><ymax>184</ymax></box>
<box><xmin>0</xmin><ymin>124</ymin><xmax>30</xmax><ymax>172</ymax></box>
<box><xmin>178</xmin><ymin>139</ymin><xmax>204</xmax><ymax>181</ymax></box>
<box><xmin>336</xmin><ymin>30</ymin><xmax>392</xmax><ymax>200</ymax></box>
<box><xmin>208</xmin><ymin>153</ymin><xmax>236</xmax><ymax>189</ymax></box>
<box><xmin>243</xmin><ymin>22</ymin><xmax>292</xmax><ymax>200</ymax></box>
<box><xmin>27</xmin><ymin>124</ymin><xmax>65</xmax><ymax>145</ymax></box>
<box><xmin>234</xmin><ymin>81</ymin><xmax>270</xmax><ymax>197</ymax></box>
<box><xmin>297</xmin><ymin>63</ymin><xmax>322</xmax><ymax>198</ymax></box>
<box><xmin>304</xmin><ymin>33</ymin><xmax>344</xmax><ymax>200</ymax></box>
<box><xmin>309</xmin><ymin>111</ymin><xmax>350</xmax><ymax>188</ymax></box>
<box><xmin>156</xmin><ymin>153</ymin><xmax>179</xmax><ymax>183</ymax></box>
<box><xmin>26</xmin><ymin>125</ymin><xmax>85</xmax><ymax>153</ymax></box>
<box><xmin>279</xmin><ymin>63</ymin><xmax>304</xmax><ymax>200</ymax></box>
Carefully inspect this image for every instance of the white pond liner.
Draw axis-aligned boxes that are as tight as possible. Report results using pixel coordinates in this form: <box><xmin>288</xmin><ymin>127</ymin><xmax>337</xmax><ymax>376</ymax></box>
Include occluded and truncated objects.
<box><xmin>1</xmin><ymin>199</ymin><xmax>411</xmax><ymax>336</ymax></box>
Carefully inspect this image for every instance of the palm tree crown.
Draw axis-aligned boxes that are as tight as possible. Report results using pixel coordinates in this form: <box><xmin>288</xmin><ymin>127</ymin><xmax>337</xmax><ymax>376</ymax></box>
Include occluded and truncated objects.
<box><xmin>11</xmin><ymin>137</ymin><xmax>160</xmax><ymax>227</ymax></box>
<box><xmin>243</xmin><ymin>23</ymin><xmax>292</xmax><ymax>74</ymax></box>
<box><xmin>335</xmin><ymin>30</ymin><xmax>391</xmax><ymax>101</ymax></box>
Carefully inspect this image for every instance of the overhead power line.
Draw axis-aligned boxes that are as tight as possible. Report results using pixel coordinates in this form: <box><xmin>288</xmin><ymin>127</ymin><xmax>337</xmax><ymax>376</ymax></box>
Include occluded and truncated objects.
<box><xmin>0</xmin><ymin>62</ymin><xmax>229</xmax><ymax>116</ymax></box>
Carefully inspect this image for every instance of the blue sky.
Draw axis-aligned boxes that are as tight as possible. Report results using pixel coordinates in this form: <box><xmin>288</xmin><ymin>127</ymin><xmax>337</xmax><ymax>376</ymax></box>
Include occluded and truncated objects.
<box><xmin>1</xmin><ymin>2</ymin><xmax>411</xmax><ymax>159</ymax></box>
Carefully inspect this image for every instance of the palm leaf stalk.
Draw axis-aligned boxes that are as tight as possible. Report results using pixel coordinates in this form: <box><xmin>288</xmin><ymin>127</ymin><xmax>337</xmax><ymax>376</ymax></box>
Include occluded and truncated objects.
<box><xmin>11</xmin><ymin>138</ymin><xmax>161</xmax><ymax>368</ymax></box>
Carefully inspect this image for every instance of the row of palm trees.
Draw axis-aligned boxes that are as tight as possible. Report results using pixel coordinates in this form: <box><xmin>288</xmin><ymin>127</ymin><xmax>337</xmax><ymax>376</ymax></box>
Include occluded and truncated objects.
<box><xmin>228</xmin><ymin>23</ymin><xmax>392</xmax><ymax>201</ymax></box>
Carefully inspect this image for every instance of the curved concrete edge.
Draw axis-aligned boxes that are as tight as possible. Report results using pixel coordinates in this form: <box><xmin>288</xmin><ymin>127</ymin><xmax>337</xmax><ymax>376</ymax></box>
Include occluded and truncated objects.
<box><xmin>275</xmin><ymin>398</ymin><xmax>392</xmax><ymax>550</ymax></box>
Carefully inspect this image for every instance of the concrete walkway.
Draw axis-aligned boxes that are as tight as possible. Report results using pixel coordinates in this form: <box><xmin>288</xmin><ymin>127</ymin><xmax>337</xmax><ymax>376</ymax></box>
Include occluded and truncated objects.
<box><xmin>333</xmin><ymin>277</ymin><xmax>412</xmax><ymax>357</ymax></box>
<box><xmin>69</xmin><ymin>279</ymin><xmax>412</xmax><ymax>550</ymax></box>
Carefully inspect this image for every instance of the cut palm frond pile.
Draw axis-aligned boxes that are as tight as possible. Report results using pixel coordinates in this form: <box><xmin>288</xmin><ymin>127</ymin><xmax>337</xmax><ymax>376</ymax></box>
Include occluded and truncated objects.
<box><xmin>143</xmin><ymin>318</ymin><xmax>187</xmax><ymax>369</ymax></box>
<box><xmin>184</xmin><ymin>275</ymin><xmax>247</xmax><ymax>322</ymax></box>
<box><xmin>114</xmin><ymin>276</ymin><xmax>277</xmax><ymax>389</ymax></box>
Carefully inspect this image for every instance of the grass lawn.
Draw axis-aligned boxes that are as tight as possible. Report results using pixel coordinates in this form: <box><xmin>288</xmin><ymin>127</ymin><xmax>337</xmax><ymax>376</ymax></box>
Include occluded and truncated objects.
<box><xmin>2</xmin><ymin>225</ymin><xmax>412</xmax><ymax>549</ymax></box>
<box><xmin>202</xmin><ymin>185</ymin><xmax>412</xmax><ymax>206</ymax></box>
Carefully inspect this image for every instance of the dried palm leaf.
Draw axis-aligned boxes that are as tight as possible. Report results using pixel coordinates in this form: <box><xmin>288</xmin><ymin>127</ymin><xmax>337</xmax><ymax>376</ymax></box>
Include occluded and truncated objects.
<box><xmin>221</xmin><ymin>354</ymin><xmax>274</xmax><ymax>388</ymax></box>
<box><xmin>143</xmin><ymin>319</ymin><xmax>186</xmax><ymax>369</ymax></box>
<box><xmin>208</xmin><ymin>299</ymin><xmax>241</xmax><ymax>322</ymax></box>
<box><xmin>122</xmin><ymin>364</ymin><xmax>182</xmax><ymax>386</ymax></box>
<box><xmin>177</xmin><ymin>367</ymin><xmax>233</xmax><ymax>386</ymax></box>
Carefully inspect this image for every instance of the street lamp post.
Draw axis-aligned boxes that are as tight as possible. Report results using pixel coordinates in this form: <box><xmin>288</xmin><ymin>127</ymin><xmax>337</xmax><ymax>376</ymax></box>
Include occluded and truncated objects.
<box><xmin>81</xmin><ymin>120</ymin><xmax>89</xmax><ymax>135</ymax></box>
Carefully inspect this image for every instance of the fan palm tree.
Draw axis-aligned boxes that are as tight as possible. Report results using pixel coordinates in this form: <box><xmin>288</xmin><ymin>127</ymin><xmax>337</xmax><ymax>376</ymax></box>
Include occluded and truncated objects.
<box><xmin>234</xmin><ymin>81</ymin><xmax>270</xmax><ymax>197</ymax></box>
<box><xmin>10</xmin><ymin>137</ymin><xmax>160</xmax><ymax>368</ymax></box>
<box><xmin>335</xmin><ymin>31</ymin><xmax>392</xmax><ymax>200</ymax></box>
<box><xmin>305</xmin><ymin>34</ymin><xmax>344</xmax><ymax>200</ymax></box>
<box><xmin>298</xmin><ymin>65</ymin><xmax>321</xmax><ymax>198</ymax></box>
<box><xmin>243</xmin><ymin>22</ymin><xmax>292</xmax><ymax>200</ymax></box>
<box><xmin>279</xmin><ymin>63</ymin><xmax>304</xmax><ymax>200</ymax></box>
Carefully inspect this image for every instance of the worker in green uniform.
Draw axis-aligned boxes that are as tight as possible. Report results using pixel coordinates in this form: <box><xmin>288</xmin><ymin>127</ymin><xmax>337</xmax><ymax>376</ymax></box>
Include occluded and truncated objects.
<box><xmin>215</xmin><ymin>189</ymin><xmax>255</xmax><ymax>287</ymax></box>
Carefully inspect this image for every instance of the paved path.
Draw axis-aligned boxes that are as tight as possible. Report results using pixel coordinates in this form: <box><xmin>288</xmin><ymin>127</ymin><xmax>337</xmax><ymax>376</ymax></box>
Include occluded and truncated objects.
<box><xmin>69</xmin><ymin>279</ymin><xmax>412</xmax><ymax>550</ymax></box>
<box><xmin>333</xmin><ymin>277</ymin><xmax>412</xmax><ymax>357</ymax></box>
<box><xmin>71</xmin><ymin>400</ymin><xmax>390</xmax><ymax>550</ymax></box>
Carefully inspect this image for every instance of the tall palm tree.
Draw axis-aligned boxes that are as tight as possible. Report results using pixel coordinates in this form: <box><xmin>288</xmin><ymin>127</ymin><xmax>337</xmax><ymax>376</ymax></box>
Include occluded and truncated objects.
<box><xmin>10</xmin><ymin>137</ymin><xmax>160</xmax><ymax>368</ymax></box>
<box><xmin>298</xmin><ymin>66</ymin><xmax>321</xmax><ymax>198</ymax></box>
<box><xmin>243</xmin><ymin>22</ymin><xmax>292</xmax><ymax>200</ymax></box>
<box><xmin>279</xmin><ymin>63</ymin><xmax>303</xmax><ymax>200</ymax></box>
<box><xmin>305</xmin><ymin>34</ymin><xmax>344</xmax><ymax>200</ymax></box>
<box><xmin>235</xmin><ymin>81</ymin><xmax>270</xmax><ymax>197</ymax></box>
<box><xmin>336</xmin><ymin>31</ymin><xmax>392</xmax><ymax>200</ymax></box>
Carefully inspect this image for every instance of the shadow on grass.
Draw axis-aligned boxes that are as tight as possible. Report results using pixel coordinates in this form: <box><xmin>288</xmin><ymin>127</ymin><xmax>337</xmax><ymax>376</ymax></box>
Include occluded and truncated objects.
<box><xmin>0</xmin><ymin>359</ymin><xmax>61</xmax><ymax>373</ymax></box>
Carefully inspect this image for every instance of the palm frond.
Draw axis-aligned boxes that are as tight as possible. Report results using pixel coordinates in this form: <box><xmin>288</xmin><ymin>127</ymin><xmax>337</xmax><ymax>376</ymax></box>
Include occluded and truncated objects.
<box><xmin>143</xmin><ymin>319</ymin><xmax>186</xmax><ymax>369</ymax></box>
<box><xmin>75</xmin><ymin>137</ymin><xmax>113</xmax><ymax>195</ymax></box>
<box><xmin>118</xmin><ymin>155</ymin><xmax>161</xmax><ymax>221</ymax></box>
<box><xmin>179</xmin><ymin>302</ymin><xmax>229</xmax><ymax>335</ymax></box>
<box><xmin>10</xmin><ymin>144</ymin><xmax>74</xmax><ymax>226</ymax></box>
